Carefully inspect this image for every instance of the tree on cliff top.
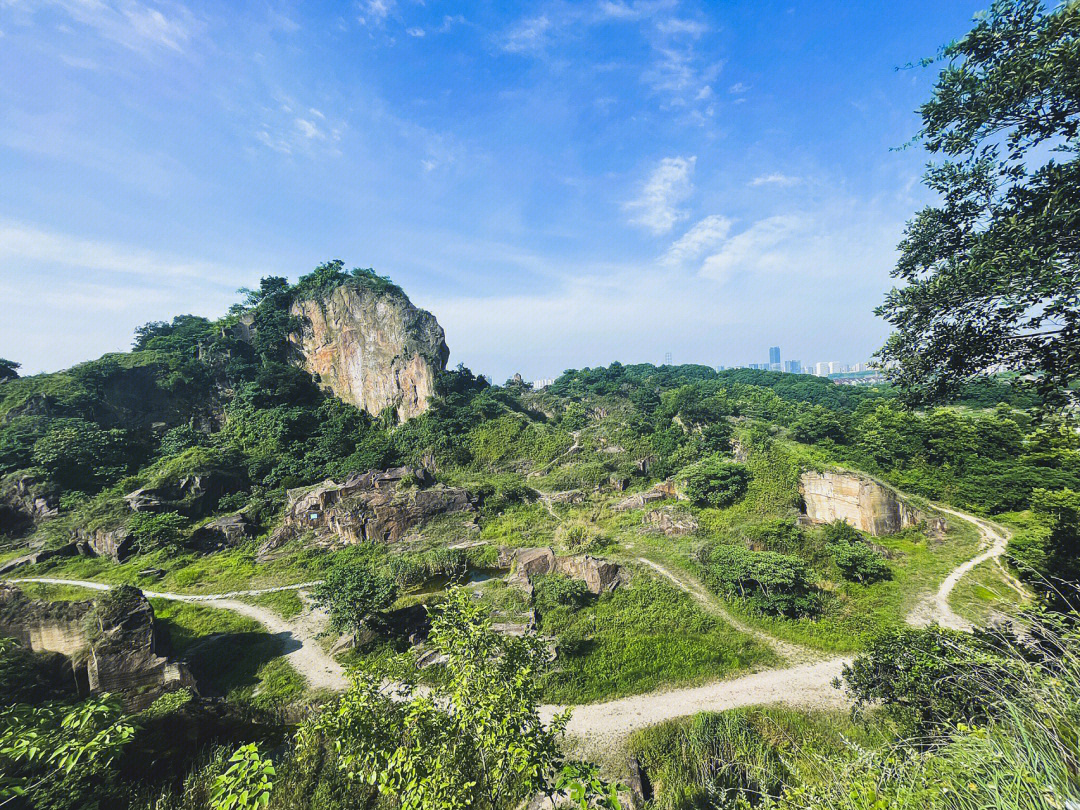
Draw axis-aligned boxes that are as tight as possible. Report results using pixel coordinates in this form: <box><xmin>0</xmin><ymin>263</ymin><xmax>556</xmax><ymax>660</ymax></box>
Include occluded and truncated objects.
<box><xmin>0</xmin><ymin>358</ymin><xmax>19</xmax><ymax>381</ymax></box>
<box><xmin>877</xmin><ymin>0</ymin><xmax>1080</xmax><ymax>410</ymax></box>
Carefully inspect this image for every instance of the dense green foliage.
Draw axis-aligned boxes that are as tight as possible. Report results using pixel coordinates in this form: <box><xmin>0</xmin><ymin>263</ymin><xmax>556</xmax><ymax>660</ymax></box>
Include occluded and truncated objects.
<box><xmin>699</xmin><ymin>544</ymin><xmax>821</xmax><ymax>618</ymax></box>
<box><xmin>678</xmin><ymin>457</ymin><xmax>750</xmax><ymax>508</ymax></box>
<box><xmin>310</xmin><ymin>548</ymin><xmax>398</xmax><ymax>636</ymax></box>
<box><xmin>877</xmin><ymin>0</ymin><xmax>1080</xmax><ymax>408</ymax></box>
<box><xmin>825</xmin><ymin>521</ymin><xmax>892</xmax><ymax>584</ymax></box>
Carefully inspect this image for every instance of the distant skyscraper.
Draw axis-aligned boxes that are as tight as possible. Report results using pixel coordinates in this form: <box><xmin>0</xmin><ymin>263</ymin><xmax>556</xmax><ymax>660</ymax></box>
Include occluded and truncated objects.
<box><xmin>664</xmin><ymin>352</ymin><xmax>672</xmax><ymax>365</ymax></box>
<box><xmin>785</xmin><ymin>360</ymin><xmax>802</xmax><ymax>374</ymax></box>
<box><xmin>814</xmin><ymin>362</ymin><xmax>829</xmax><ymax>377</ymax></box>
<box><xmin>769</xmin><ymin>346</ymin><xmax>781</xmax><ymax>366</ymax></box>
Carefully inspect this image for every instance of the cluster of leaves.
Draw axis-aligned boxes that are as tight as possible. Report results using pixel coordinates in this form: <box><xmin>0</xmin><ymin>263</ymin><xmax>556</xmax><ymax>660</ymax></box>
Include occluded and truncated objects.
<box><xmin>532</xmin><ymin>574</ymin><xmax>592</xmax><ymax>616</ymax></box>
<box><xmin>310</xmin><ymin>547</ymin><xmax>398</xmax><ymax>636</ymax></box>
<box><xmin>699</xmin><ymin>543</ymin><xmax>822</xmax><ymax>618</ymax></box>
<box><xmin>1008</xmin><ymin>487</ymin><xmax>1080</xmax><ymax>610</ymax></box>
<box><xmin>678</xmin><ymin>457</ymin><xmax>750</xmax><ymax>508</ymax></box>
<box><xmin>824</xmin><ymin>521</ymin><xmax>892</xmax><ymax>584</ymax></box>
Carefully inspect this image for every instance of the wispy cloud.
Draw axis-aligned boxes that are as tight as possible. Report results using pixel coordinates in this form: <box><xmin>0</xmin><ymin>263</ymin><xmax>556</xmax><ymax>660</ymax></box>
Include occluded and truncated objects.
<box><xmin>750</xmin><ymin>172</ymin><xmax>801</xmax><ymax>187</ymax></box>
<box><xmin>501</xmin><ymin>15</ymin><xmax>551</xmax><ymax>53</ymax></box>
<box><xmin>699</xmin><ymin>215</ymin><xmax>804</xmax><ymax>282</ymax></box>
<box><xmin>729</xmin><ymin>82</ymin><xmax>749</xmax><ymax>94</ymax></box>
<box><xmin>662</xmin><ymin>214</ymin><xmax>732</xmax><ymax>266</ymax></box>
<box><xmin>0</xmin><ymin>219</ymin><xmax>249</xmax><ymax>283</ymax></box>
<box><xmin>625</xmin><ymin>156</ymin><xmax>696</xmax><ymax>234</ymax></box>
<box><xmin>359</xmin><ymin>0</ymin><xmax>394</xmax><ymax>25</ymax></box>
<box><xmin>43</xmin><ymin>0</ymin><xmax>198</xmax><ymax>55</ymax></box>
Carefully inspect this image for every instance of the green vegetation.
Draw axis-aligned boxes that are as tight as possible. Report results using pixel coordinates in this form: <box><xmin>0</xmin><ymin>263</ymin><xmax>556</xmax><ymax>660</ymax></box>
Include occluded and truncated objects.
<box><xmin>534</xmin><ymin>577</ymin><xmax>776</xmax><ymax>703</ymax></box>
<box><xmin>310</xmin><ymin>548</ymin><xmax>397</xmax><ymax>636</ymax></box>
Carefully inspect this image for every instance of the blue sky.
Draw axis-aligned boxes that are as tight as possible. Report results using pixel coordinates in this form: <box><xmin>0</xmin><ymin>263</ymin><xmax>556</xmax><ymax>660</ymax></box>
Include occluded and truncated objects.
<box><xmin>1</xmin><ymin>0</ymin><xmax>987</xmax><ymax>381</ymax></box>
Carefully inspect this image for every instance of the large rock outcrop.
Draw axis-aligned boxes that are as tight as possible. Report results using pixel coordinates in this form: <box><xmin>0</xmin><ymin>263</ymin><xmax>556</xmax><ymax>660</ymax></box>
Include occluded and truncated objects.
<box><xmin>0</xmin><ymin>473</ymin><xmax>58</xmax><ymax>537</ymax></box>
<box><xmin>0</xmin><ymin>584</ymin><xmax>195</xmax><ymax>711</ymax></box>
<box><xmin>498</xmin><ymin>547</ymin><xmax>628</xmax><ymax>596</ymax></box>
<box><xmin>289</xmin><ymin>284</ymin><xmax>449</xmax><ymax>422</ymax></box>
<box><xmin>799</xmin><ymin>470</ymin><xmax>943</xmax><ymax>536</ymax></box>
<box><xmin>260</xmin><ymin>466</ymin><xmax>475</xmax><ymax>557</ymax></box>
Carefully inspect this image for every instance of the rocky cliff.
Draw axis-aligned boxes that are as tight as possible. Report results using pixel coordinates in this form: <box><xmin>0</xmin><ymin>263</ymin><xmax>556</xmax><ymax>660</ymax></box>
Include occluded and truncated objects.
<box><xmin>289</xmin><ymin>283</ymin><xmax>449</xmax><ymax>422</ymax></box>
<box><xmin>0</xmin><ymin>584</ymin><xmax>195</xmax><ymax>711</ymax></box>
<box><xmin>799</xmin><ymin>470</ymin><xmax>943</xmax><ymax>536</ymax></box>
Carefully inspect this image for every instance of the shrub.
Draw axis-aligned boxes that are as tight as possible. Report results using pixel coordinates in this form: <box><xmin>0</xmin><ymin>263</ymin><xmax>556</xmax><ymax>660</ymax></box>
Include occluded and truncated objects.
<box><xmin>558</xmin><ymin>522</ymin><xmax>602</xmax><ymax>554</ymax></box>
<box><xmin>825</xmin><ymin>521</ymin><xmax>891</xmax><ymax>584</ymax></box>
<box><xmin>699</xmin><ymin>544</ymin><xmax>821</xmax><ymax>618</ymax></box>
<box><xmin>533</xmin><ymin>574</ymin><xmax>591</xmax><ymax>615</ymax></box>
<box><xmin>679</xmin><ymin>457</ymin><xmax>750</xmax><ymax>508</ymax></box>
<box><xmin>129</xmin><ymin>511</ymin><xmax>187</xmax><ymax>554</ymax></box>
<box><xmin>311</xmin><ymin>548</ymin><xmax>397</xmax><ymax>636</ymax></box>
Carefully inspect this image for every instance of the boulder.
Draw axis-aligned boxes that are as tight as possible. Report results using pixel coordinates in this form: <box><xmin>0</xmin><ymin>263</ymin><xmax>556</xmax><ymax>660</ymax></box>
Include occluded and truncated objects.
<box><xmin>191</xmin><ymin>511</ymin><xmax>258</xmax><ymax>550</ymax></box>
<box><xmin>75</xmin><ymin>526</ymin><xmax>134</xmax><ymax>561</ymax></box>
<box><xmin>613</xmin><ymin>480</ymin><xmax>680</xmax><ymax>512</ymax></box>
<box><xmin>288</xmin><ymin>282</ymin><xmax>449</xmax><ymax>423</ymax></box>
<box><xmin>502</xmin><ymin>547</ymin><xmax>628</xmax><ymax>596</ymax></box>
<box><xmin>0</xmin><ymin>584</ymin><xmax>195</xmax><ymax>711</ymax></box>
<box><xmin>644</xmin><ymin>507</ymin><xmax>699</xmax><ymax>537</ymax></box>
<box><xmin>125</xmin><ymin>471</ymin><xmax>244</xmax><ymax>519</ymax></box>
<box><xmin>259</xmin><ymin>467</ymin><xmax>475</xmax><ymax>557</ymax></box>
<box><xmin>0</xmin><ymin>473</ymin><xmax>58</xmax><ymax>537</ymax></box>
<box><xmin>0</xmin><ymin>542</ymin><xmax>80</xmax><ymax>576</ymax></box>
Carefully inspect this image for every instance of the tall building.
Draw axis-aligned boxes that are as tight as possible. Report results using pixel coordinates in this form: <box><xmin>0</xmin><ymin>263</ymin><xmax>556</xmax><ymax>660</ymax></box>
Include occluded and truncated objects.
<box><xmin>828</xmin><ymin>361</ymin><xmax>840</xmax><ymax>375</ymax></box>
<box><xmin>769</xmin><ymin>346</ymin><xmax>781</xmax><ymax>366</ymax></box>
<box><xmin>814</xmin><ymin>361</ymin><xmax>830</xmax><ymax>377</ymax></box>
<box><xmin>663</xmin><ymin>352</ymin><xmax>672</xmax><ymax>365</ymax></box>
<box><xmin>784</xmin><ymin>360</ymin><xmax>802</xmax><ymax>374</ymax></box>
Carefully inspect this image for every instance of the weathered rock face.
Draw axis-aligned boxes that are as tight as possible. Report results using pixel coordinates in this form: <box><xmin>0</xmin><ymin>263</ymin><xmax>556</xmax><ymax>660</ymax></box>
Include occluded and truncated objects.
<box><xmin>261</xmin><ymin>466</ymin><xmax>475</xmax><ymax>556</ymax></box>
<box><xmin>799</xmin><ymin>471</ymin><xmax>942</xmax><ymax>536</ymax></box>
<box><xmin>0</xmin><ymin>584</ymin><xmax>195</xmax><ymax>711</ymax></box>
<box><xmin>0</xmin><ymin>473</ymin><xmax>58</xmax><ymax>537</ymax></box>
<box><xmin>0</xmin><ymin>542</ymin><xmax>80</xmax><ymax>576</ymax></box>
<box><xmin>289</xmin><ymin>284</ymin><xmax>449</xmax><ymax>422</ymax></box>
<box><xmin>500</xmin><ymin>547</ymin><xmax>628</xmax><ymax>596</ymax></box>
<box><xmin>643</xmin><ymin>507</ymin><xmax>699</xmax><ymax>537</ymax></box>
<box><xmin>613</xmin><ymin>480</ymin><xmax>681</xmax><ymax>512</ymax></box>
<box><xmin>125</xmin><ymin>471</ymin><xmax>244</xmax><ymax>519</ymax></box>
<box><xmin>74</xmin><ymin>526</ymin><xmax>135</xmax><ymax>561</ymax></box>
<box><xmin>190</xmin><ymin>511</ymin><xmax>258</xmax><ymax>551</ymax></box>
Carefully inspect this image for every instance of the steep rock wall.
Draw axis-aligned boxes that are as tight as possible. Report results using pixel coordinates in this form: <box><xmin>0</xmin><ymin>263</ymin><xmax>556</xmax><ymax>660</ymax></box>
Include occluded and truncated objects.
<box><xmin>289</xmin><ymin>284</ymin><xmax>449</xmax><ymax>422</ymax></box>
<box><xmin>799</xmin><ymin>471</ymin><xmax>936</xmax><ymax>536</ymax></box>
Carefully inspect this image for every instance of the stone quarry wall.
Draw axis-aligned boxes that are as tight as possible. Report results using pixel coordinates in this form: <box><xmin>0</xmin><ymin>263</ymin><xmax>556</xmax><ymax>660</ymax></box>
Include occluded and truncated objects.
<box><xmin>289</xmin><ymin>284</ymin><xmax>449</xmax><ymax>422</ymax></box>
<box><xmin>0</xmin><ymin>584</ymin><xmax>194</xmax><ymax>711</ymax></box>
<box><xmin>799</xmin><ymin>470</ymin><xmax>939</xmax><ymax>536</ymax></box>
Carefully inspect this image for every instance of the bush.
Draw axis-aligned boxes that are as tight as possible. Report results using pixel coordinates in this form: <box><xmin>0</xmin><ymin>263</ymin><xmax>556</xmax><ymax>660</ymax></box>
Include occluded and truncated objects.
<box><xmin>558</xmin><ymin>522</ymin><xmax>602</xmax><ymax>554</ymax></box>
<box><xmin>311</xmin><ymin>548</ymin><xmax>397</xmax><ymax>635</ymax></box>
<box><xmin>699</xmin><ymin>544</ymin><xmax>821</xmax><ymax>618</ymax></box>
<box><xmin>825</xmin><ymin>521</ymin><xmax>891</xmax><ymax>584</ymax></box>
<box><xmin>129</xmin><ymin>511</ymin><xmax>187</xmax><ymax>554</ymax></box>
<box><xmin>679</xmin><ymin>457</ymin><xmax>750</xmax><ymax>508</ymax></box>
<box><xmin>533</xmin><ymin>574</ymin><xmax>591</xmax><ymax>615</ymax></box>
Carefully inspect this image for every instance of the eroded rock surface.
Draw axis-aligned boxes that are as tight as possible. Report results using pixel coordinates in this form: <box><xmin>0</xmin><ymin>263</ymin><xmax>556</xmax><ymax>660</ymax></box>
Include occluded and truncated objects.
<box><xmin>289</xmin><ymin>284</ymin><xmax>449</xmax><ymax>422</ymax></box>
<box><xmin>0</xmin><ymin>473</ymin><xmax>58</xmax><ymax>537</ymax></box>
<box><xmin>125</xmin><ymin>471</ymin><xmax>244</xmax><ymax>519</ymax></box>
<box><xmin>0</xmin><ymin>584</ymin><xmax>195</xmax><ymax>711</ymax></box>
<box><xmin>643</xmin><ymin>507</ymin><xmax>699</xmax><ymax>537</ymax></box>
<box><xmin>799</xmin><ymin>470</ymin><xmax>944</xmax><ymax>536</ymax></box>
<box><xmin>260</xmin><ymin>466</ymin><xmax>475</xmax><ymax>557</ymax></box>
<box><xmin>191</xmin><ymin>511</ymin><xmax>258</xmax><ymax>550</ymax></box>
<box><xmin>500</xmin><ymin>546</ymin><xmax>628</xmax><ymax>596</ymax></box>
<box><xmin>613</xmin><ymin>480</ymin><xmax>681</xmax><ymax>512</ymax></box>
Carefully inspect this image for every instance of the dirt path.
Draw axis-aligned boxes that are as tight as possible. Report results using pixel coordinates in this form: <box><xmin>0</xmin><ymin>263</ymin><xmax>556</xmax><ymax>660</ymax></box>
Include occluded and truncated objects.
<box><xmin>635</xmin><ymin>557</ymin><xmax>812</xmax><ymax>662</ymax></box>
<box><xmin>9</xmin><ymin>501</ymin><xmax>1009</xmax><ymax>747</ymax></box>
<box><xmin>905</xmin><ymin>506</ymin><xmax>1011</xmax><ymax>631</ymax></box>
<box><xmin>9</xmin><ymin>577</ymin><xmax>348</xmax><ymax>692</ymax></box>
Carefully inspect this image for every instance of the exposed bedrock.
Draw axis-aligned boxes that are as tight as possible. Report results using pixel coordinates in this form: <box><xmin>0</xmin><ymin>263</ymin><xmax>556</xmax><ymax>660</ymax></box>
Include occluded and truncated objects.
<box><xmin>289</xmin><ymin>284</ymin><xmax>449</xmax><ymax>423</ymax></box>
<box><xmin>0</xmin><ymin>584</ymin><xmax>195</xmax><ymax>711</ymax></box>
<box><xmin>799</xmin><ymin>470</ymin><xmax>945</xmax><ymax>536</ymax></box>
<box><xmin>259</xmin><ymin>466</ymin><xmax>476</xmax><ymax>557</ymax></box>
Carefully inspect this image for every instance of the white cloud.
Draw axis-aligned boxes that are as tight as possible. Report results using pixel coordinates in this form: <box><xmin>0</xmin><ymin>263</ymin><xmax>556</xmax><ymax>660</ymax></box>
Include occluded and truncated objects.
<box><xmin>359</xmin><ymin>0</ymin><xmax>394</xmax><ymax>24</ymax></box>
<box><xmin>45</xmin><ymin>0</ymin><xmax>197</xmax><ymax>55</ymax></box>
<box><xmin>656</xmin><ymin>17</ymin><xmax>708</xmax><ymax>36</ymax></box>
<box><xmin>729</xmin><ymin>82</ymin><xmax>750</xmax><ymax>94</ymax></box>
<box><xmin>501</xmin><ymin>15</ymin><xmax>551</xmax><ymax>53</ymax></box>
<box><xmin>699</xmin><ymin>215</ymin><xmax>804</xmax><ymax>282</ymax></box>
<box><xmin>625</xmin><ymin>156</ymin><xmax>696</xmax><ymax>234</ymax></box>
<box><xmin>597</xmin><ymin>0</ymin><xmax>678</xmax><ymax>21</ymax></box>
<box><xmin>294</xmin><ymin>118</ymin><xmax>324</xmax><ymax>139</ymax></box>
<box><xmin>750</xmin><ymin>173</ymin><xmax>801</xmax><ymax>187</ymax></box>
<box><xmin>662</xmin><ymin>215</ymin><xmax>732</xmax><ymax>266</ymax></box>
<box><xmin>0</xmin><ymin>220</ymin><xmax>250</xmax><ymax>282</ymax></box>
<box><xmin>407</xmin><ymin>27</ymin><xmax>425</xmax><ymax>37</ymax></box>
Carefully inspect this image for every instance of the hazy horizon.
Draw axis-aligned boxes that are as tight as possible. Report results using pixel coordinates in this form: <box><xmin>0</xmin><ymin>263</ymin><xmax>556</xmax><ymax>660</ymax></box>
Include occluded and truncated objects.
<box><xmin>1</xmin><ymin>0</ymin><xmax>987</xmax><ymax>382</ymax></box>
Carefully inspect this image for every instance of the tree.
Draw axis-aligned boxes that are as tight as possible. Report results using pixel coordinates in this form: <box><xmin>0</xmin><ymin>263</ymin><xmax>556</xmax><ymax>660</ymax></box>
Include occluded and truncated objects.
<box><xmin>1009</xmin><ymin>487</ymin><xmax>1080</xmax><ymax>608</ymax></box>
<box><xmin>304</xmin><ymin>588</ymin><xmax>621</xmax><ymax>810</ymax></box>
<box><xmin>679</xmin><ymin>457</ymin><xmax>750</xmax><ymax>508</ymax></box>
<box><xmin>31</xmin><ymin>419</ymin><xmax>130</xmax><ymax>492</ymax></box>
<box><xmin>877</xmin><ymin>0</ymin><xmax>1080</xmax><ymax>408</ymax></box>
<box><xmin>0</xmin><ymin>358</ymin><xmax>19</xmax><ymax>381</ymax></box>
<box><xmin>825</xmin><ymin>521</ymin><xmax>892</xmax><ymax>584</ymax></box>
<box><xmin>699</xmin><ymin>544</ymin><xmax>821</xmax><ymax>618</ymax></box>
<box><xmin>310</xmin><ymin>548</ymin><xmax>397</xmax><ymax>637</ymax></box>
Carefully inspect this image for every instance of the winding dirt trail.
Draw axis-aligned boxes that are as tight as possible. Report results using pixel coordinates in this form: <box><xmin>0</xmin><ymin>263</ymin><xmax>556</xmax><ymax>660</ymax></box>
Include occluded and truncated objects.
<box><xmin>9</xmin><ymin>577</ymin><xmax>348</xmax><ymax>692</ymax></box>
<box><xmin>8</xmin><ymin>503</ymin><xmax>1013</xmax><ymax>747</ymax></box>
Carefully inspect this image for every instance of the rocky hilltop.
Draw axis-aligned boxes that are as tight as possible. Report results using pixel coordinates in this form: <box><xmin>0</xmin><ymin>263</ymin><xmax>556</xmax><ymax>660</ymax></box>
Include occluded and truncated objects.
<box><xmin>289</xmin><ymin>283</ymin><xmax>449</xmax><ymax>422</ymax></box>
